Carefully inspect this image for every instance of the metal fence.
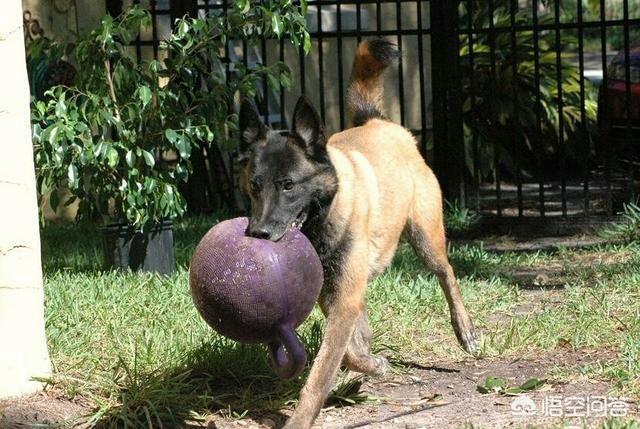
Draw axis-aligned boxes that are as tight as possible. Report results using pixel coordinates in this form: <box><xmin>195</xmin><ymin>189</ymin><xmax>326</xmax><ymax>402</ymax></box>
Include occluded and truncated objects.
<box><xmin>106</xmin><ymin>0</ymin><xmax>640</xmax><ymax>232</ymax></box>
<box><xmin>456</xmin><ymin>0</ymin><xmax>640</xmax><ymax>233</ymax></box>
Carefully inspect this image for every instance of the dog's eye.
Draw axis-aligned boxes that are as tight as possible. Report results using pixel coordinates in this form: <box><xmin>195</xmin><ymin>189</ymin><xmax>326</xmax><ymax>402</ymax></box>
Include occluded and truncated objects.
<box><xmin>282</xmin><ymin>180</ymin><xmax>294</xmax><ymax>191</ymax></box>
<box><xmin>249</xmin><ymin>180</ymin><xmax>261</xmax><ymax>194</ymax></box>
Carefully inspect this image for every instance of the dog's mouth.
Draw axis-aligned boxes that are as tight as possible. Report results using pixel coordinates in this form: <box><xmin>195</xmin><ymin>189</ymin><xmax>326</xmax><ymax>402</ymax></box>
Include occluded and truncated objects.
<box><xmin>290</xmin><ymin>209</ymin><xmax>308</xmax><ymax>230</ymax></box>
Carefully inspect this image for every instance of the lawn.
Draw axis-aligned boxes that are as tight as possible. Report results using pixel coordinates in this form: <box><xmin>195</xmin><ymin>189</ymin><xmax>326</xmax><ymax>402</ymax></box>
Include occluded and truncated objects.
<box><xmin>38</xmin><ymin>215</ymin><xmax>640</xmax><ymax>428</ymax></box>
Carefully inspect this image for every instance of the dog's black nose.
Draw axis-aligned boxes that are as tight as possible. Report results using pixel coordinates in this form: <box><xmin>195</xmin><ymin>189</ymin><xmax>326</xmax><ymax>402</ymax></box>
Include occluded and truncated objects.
<box><xmin>248</xmin><ymin>227</ymin><xmax>272</xmax><ymax>240</ymax></box>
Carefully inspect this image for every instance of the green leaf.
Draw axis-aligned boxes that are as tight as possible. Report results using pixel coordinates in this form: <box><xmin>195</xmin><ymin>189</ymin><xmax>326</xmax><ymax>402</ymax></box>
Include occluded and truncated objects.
<box><xmin>126</xmin><ymin>150</ymin><xmax>136</xmax><ymax>167</ymax></box>
<box><xmin>107</xmin><ymin>147</ymin><xmax>119</xmax><ymax>168</ymax></box>
<box><xmin>503</xmin><ymin>387</ymin><xmax>524</xmax><ymax>396</ymax></box>
<box><xmin>518</xmin><ymin>378</ymin><xmax>546</xmax><ymax>392</ymax></box>
<box><xmin>165</xmin><ymin>129</ymin><xmax>179</xmax><ymax>143</ymax></box>
<box><xmin>55</xmin><ymin>98</ymin><xmax>67</xmax><ymax>117</ymax></box>
<box><xmin>67</xmin><ymin>164</ymin><xmax>79</xmax><ymax>188</ymax></box>
<box><xmin>238</xmin><ymin>0</ymin><xmax>250</xmax><ymax>14</ymax></box>
<box><xmin>303</xmin><ymin>33</ymin><xmax>311</xmax><ymax>55</ymax></box>
<box><xmin>178</xmin><ymin>20</ymin><xmax>189</xmax><ymax>37</ymax></box>
<box><xmin>477</xmin><ymin>376</ymin><xmax>506</xmax><ymax>394</ymax></box>
<box><xmin>174</xmin><ymin>134</ymin><xmax>191</xmax><ymax>158</ymax></box>
<box><xmin>48</xmin><ymin>125</ymin><xmax>59</xmax><ymax>145</ymax></box>
<box><xmin>271</xmin><ymin>13</ymin><xmax>283</xmax><ymax>37</ymax></box>
<box><xmin>141</xmin><ymin>150</ymin><xmax>155</xmax><ymax>167</ymax></box>
<box><xmin>139</xmin><ymin>85</ymin><xmax>152</xmax><ymax>108</ymax></box>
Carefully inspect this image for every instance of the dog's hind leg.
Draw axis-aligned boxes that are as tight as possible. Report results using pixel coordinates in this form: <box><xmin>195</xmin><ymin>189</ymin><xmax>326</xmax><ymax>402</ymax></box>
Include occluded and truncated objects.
<box><xmin>341</xmin><ymin>309</ymin><xmax>389</xmax><ymax>376</ymax></box>
<box><xmin>406</xmin><ymin>179</ymin><xmax>478</xmax><ymax>353</ymax></box>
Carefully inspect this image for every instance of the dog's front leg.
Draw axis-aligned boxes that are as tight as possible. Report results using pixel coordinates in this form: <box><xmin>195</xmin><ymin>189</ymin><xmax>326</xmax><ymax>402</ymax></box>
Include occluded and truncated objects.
<box><xmin>283</xmin><ymin>261</ymin><xmax>367</xmax><ymax>429</ymax></box>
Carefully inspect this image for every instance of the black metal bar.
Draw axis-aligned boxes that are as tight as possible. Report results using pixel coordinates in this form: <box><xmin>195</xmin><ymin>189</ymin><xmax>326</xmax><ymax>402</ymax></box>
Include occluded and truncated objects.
<box><xmin>396</xmin><ymin>0</ymin><xmax>405</xmax><ymax>126</ymax></box>
<box><xmin>600</xmin><ymin>0</ymin><xmax>613</xmax><ymax>216</ymax></box>
<box><xmin>416</xmin><ymin>0</ymin><xmax>428</xmax><ymax>157</ymax></box>
<box><xmin>509</xmin><ymin>0</ymin><xmax>523</xmax><ymax>217</ymax></box>
<box><xmin>622</xmin><ymin>0</ymin><xmax>634</xmax><ymax>202</ymax></box>
<box><xmin>317</xmin><ymin>3</ymin><xmax>326</xmax><ymax>123</ymax></box>
<box><xmin>150</xmin><ymin>0</ymin><xmax>158</xmax><ymax>59</ymax></box>
<box><xmin>376</xmin><ymin>0</ymin><xmax>382</xmax><ymax>32</ymax></box>
<box><xmin>280</xmin><ymin>37</ymin><xmax>286</xmax><ymax>127</ymax></box>
<box><xmin>299</xmin><ymin>43</ymin><xmax>306</xmax><ymax>95</ymax></box>
<box><xmin>133</xmin><ymin>0</ymin><xmax>142</xmax><ymax>62</ymax></box>
<box><xmin>466</xmin><ymin>0</ymin><xmax>480</xmax><ymax>212</ymax></box>
<box><xmin>356</xmin><ymin>1</ymin><xmax>362</xmax><ymax>43</ymax></box>
<box><xmin>577</xmin><ymin>0</ymin><xmax>590</xmax><ymax>216</ymax></box>
<box><xmin>532</xmin><ymin>0</ymin><xmax>545</xmax><ymax>216</ymax></box>
<box><xmin>242</xmin><ymin>39</ymin><xmax>248</xmax><ymax>69</ymax></box>
<box><xmin>554</xmin><ymin>0</ymin><xmax>567</xmax><ymax>217</ymax></box>
<box><xmin>261</xmin><ymin>38</ymin><xmax>269</xmax><ymax>124</ymax></box>
<box><xmin>221</xmin><ymin>0</ymin><xmax>234</xmax><ymax>209</ymax></box>
<box><xmin>488</xmin><ymin>0</ymin><xmax>501</xmax><ymax>216</ymax></box>
<box><xmin>337</xmin><ymin>0</ymin><xmax>345</xmax><ymax>130</ymax></box>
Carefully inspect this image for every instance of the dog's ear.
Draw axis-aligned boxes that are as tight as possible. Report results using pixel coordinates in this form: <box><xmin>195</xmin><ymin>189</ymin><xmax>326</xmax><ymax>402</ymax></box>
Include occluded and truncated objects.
<box><xmin>239</xmin><ymin>99</ymin><xmax>267</xmax><ymax>151</ymax></box>
<box><xmin>292</xmin><ymin>96</ymin><xmax>325</xmax><ymax>157</ymax></box>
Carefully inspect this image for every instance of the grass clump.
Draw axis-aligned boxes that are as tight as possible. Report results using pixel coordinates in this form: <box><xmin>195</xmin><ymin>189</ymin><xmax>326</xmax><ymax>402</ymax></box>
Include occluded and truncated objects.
<box><xmin>601</xmin><ymin>201</ymin><xmax>640</xmax><ymax>242</ymax></box>
<box><xmin>445</xmin><ymin>200</ymin><xmax>480</xmax><ymax>234</ymax></box>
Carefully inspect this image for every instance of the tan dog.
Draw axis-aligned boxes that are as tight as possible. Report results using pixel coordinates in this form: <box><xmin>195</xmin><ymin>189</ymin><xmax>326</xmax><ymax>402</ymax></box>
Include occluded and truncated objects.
<box><xmin>238</xmin><ymin>39</ymin><xmax>477</xmax><ymax>429</ymax></box>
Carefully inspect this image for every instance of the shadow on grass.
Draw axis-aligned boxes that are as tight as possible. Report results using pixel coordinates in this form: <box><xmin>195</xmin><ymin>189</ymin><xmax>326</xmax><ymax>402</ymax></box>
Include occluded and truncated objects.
<box><xmin>93</xmin><ymin>321</ymin><xmax>324</xmax><ymax>428</ymax></box>
<box><xmin>92</xmin><ymin>344</ymin><xmax>290</xmax><ymax>428</ymax></box>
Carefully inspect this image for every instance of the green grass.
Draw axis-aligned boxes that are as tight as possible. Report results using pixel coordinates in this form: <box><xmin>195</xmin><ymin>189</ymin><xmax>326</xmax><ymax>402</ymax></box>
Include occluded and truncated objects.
<box><xmin>40</xmin><ymin>217</ymin><xmax>640</xmax><ymax>426</ymax></box>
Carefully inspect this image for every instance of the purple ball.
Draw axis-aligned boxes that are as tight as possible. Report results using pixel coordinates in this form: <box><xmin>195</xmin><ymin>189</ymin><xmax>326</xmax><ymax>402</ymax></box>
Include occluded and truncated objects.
<box><xmin>189</xmin><ymin>217</ymin><xmax>323</xmax><ymax>379</ymax></box>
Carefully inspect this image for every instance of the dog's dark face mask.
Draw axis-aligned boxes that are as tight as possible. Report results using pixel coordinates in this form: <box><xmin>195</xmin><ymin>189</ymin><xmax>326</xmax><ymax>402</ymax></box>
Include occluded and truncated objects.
<box><xmin>239</xmin><ymin>97</ymin><xmax>337</xmax><ymax>242</ymax></box>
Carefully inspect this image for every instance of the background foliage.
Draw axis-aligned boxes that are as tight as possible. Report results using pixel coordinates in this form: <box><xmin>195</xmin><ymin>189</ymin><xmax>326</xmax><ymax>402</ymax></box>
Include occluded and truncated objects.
<box><xmin>31</xmin><ymin>2</ymin><xmax>309</xmax><ymax>229</ymax></box>
<box><xmin>459</xmin><ymin>0</ymin><xmax>599</xmax><ymax>181</ymax></box>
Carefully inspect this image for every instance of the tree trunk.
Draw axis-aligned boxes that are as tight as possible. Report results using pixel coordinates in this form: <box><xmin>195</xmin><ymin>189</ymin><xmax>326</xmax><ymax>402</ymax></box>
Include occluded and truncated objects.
<box><xmin>0</xmin><ymin>0</ymin><xmax>52</xmax><ymax>398</ymax></box>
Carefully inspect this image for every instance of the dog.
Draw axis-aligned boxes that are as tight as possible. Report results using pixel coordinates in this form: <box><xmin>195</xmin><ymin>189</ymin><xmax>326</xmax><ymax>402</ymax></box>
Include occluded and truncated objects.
<box><xmin>238</xmin><ymin>38</ymin><xmax>478</xmax><ymax>429</ymax></box>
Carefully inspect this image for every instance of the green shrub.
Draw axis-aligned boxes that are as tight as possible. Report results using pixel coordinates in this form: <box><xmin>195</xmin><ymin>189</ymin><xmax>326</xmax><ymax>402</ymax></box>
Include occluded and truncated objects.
<box><xmin>32</xmin><ymin>3</ymin><xmax>309</xmax><ymax>230</ymax></box>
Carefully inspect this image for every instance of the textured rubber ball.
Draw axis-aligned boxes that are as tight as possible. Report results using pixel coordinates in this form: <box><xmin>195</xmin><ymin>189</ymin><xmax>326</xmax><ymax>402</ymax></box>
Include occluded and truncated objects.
<box><xmin>189</xmin><ymin>217</ymin><xmax>323</xmax><ymax>379</ymax></box>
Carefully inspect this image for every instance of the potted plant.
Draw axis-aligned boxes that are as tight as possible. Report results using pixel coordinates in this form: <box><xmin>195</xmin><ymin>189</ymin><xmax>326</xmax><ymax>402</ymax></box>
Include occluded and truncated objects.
<box><xmin>31</xmin><ymin>4</ymin><xmax>309</xmax><ymax>274</ymax></box>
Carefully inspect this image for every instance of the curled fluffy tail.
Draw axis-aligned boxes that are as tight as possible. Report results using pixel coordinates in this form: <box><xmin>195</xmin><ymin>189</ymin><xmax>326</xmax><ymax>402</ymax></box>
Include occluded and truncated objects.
<box><xmin>347</xmin><ymin>39</ymin><xmax>399</xmax><ymax>127</ymax></box>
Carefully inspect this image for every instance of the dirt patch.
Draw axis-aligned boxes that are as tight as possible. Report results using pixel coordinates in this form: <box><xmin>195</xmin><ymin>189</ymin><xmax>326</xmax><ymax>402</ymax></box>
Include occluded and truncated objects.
<box><xmin>0</xmin><ymin>392</ymin><xmax>90</xmax><ymax>428</ymax></box>
<box><xmin>202</xmin><ymin>350</ymin><xmax>637</xmax><ymax>429</ymax></box>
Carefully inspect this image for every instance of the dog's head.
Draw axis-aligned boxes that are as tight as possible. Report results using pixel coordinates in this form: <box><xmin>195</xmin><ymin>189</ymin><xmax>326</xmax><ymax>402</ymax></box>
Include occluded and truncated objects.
<box><xmin>238</xmin><ymin>96</ymin><xmax>337</xmax><ymax>241</ymax></box>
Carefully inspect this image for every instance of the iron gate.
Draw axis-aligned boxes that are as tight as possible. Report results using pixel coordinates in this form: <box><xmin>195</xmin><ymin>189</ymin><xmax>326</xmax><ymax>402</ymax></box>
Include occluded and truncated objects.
<box><xmin>106</xmin><ymin>0</ymin><xmax>640</xmax><ymax>231</ymax></box>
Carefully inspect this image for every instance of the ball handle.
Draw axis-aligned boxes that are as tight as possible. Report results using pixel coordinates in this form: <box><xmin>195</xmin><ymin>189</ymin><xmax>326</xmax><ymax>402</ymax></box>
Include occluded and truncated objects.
<box><xmin>268</xmin><ymin>323</ymin><xmax>307</xmax><ymax>380</ymax></box>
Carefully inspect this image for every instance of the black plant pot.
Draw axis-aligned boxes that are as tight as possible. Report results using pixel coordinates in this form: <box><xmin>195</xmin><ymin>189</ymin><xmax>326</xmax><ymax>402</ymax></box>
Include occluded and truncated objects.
<box><xmin>99</xmin><ymin>220</ymin><xmax>174</xmax><ymax>275</ymax></box>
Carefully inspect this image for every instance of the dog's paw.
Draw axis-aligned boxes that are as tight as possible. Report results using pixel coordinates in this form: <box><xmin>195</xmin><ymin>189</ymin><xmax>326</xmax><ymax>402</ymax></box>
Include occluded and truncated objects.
<box><xmin>451</xmin><ymin>317</ymin><xmax>479</xmax><ymax>355</ymax></box>
<box><xmin>458</xmin><ymin>328</ymin><xmax>480</xmax><ymax>355</ymax></box>
<box><xmin>344</xmin><ymin>354</ymin><xmax>390</xmax><ymax>377</ymax></box>
<box><xmin>369</xmin><ymin>355</ymin><xmax>390</xmax><ymax>377</ymax></box>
